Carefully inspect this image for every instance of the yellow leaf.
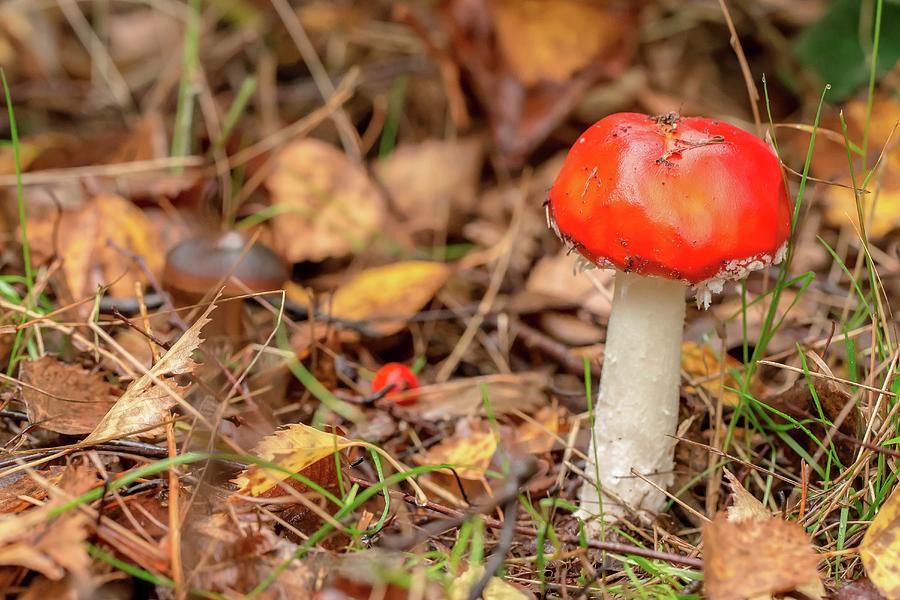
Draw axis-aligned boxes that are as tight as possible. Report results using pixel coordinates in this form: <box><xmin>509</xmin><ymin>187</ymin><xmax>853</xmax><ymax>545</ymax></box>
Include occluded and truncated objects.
<box><xmin>861</xmin><ymin>485</ymin><xmax>900</xmax><ymax>598</ymax></box>
<box><xmin>414</xmin><ymin>419</ymin><xmax>497</xmax><ymax>480</ymax></box>
<box><xmin>449</xmin><ymin>566</ymin><xmax>531</xmax><ymax>600</ymax></box>
<box><xmin>266</xmin><ymin>139</ymin><xmax>386</xmax><ymax>263</ymax></box>
<box><xmin>232</xmin><ymin>423</ymin><xmax>359</xmax><ymax>496</ymax></box>
<box><xmin>489</xmin><ymin>0</ymin><xmax>629</xmax><ymax>86</ymax></box>
<box><xmin>84</xmin><ymin>299</ymin><xmax>217</xmax><ymax>442</ymax></box>
<box><xmin>327</xmin><ymin>261</ymin><xmax>450</xmax><ymax>336</ymax></box>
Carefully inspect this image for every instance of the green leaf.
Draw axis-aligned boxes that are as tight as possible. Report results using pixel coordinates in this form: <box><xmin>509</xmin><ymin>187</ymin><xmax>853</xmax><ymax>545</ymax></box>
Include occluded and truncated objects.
<box><xmin>794</xmin><ymin>0</ymin><xmax>900</xmax><ymax>101</ymax></box>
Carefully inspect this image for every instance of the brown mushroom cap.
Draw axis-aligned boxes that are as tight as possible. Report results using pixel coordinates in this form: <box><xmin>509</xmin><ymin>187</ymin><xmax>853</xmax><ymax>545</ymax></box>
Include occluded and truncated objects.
<box><xmin>163</xmin><ymin>231</ymin><xmax>287</xmax><ymax>296</ymax></box>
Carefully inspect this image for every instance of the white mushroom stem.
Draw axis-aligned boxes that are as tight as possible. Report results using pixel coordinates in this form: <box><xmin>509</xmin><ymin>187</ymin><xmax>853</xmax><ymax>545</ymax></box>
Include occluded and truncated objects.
<box><xmin>578</xmin><ymin>270</ymin><xmax>686</xmax><ymax>525</ymax></box>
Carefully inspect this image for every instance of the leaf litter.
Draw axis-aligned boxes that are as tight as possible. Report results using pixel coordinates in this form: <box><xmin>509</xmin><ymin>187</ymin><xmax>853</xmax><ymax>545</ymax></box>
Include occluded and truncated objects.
<box><xmin>0</xmin><ymin>1</ymin><xmax>899</xmax><ymax>597</ymax></box>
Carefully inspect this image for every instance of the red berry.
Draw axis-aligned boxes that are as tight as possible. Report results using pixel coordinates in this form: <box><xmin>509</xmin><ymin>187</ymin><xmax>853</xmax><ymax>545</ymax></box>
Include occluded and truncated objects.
<box><xmin>371</xmin><ymin>363</ymin><xmax>418</xmax><ymax>406</ymax></box>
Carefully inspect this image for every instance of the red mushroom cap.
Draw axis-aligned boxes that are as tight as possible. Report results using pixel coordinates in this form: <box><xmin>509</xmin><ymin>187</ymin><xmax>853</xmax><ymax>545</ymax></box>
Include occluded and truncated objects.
<box><xmin>547</xmin><ymin>112</ymin><xmax>791</xmax><ymax>290</ymax></box>
<box><xmin>372</xmin><ymin>363</ymin><xmax>418</xmax><ymax>406</ymax></box>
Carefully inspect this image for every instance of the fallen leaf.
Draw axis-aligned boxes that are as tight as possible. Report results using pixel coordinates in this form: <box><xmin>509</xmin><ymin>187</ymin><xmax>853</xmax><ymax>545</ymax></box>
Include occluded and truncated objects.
<box><xmin>415</xmin><ymin>418</ymin><xmax>497</xmax><ymax>479</ymax></box>
<box><xmin>860</xmin><ymin>484</ymin><xmax>900</xmax><ymax>598</ymax></box>
<box><xmin>448</xmin><ymin>564</ymin><xmax>532</xmax><ymax>600</ymax></box>
<box><xmin>404</xmin><ymin>372</ymin><xmax>549</xmax><ymax>420</ymax></box>
<box><xmin>682</xmin><ymin>342</ymin><xmax>763</xmax><ymax>407</ymax></box>
<box><xmin>19</xmin><ymin>357</ymin><xmax>118</xmax><ymax>435</ymax></box>
<box><xmin>833</xmin><ymin>577</ymin><xmax>889</xmax><ymax>600</ymax></box>
<box><xmin>84</xmin><ymin>299</ymin><xmax>217</xmax><ymax>442</ymax></box>
<box><xmin>820</xmin><ymin>94</ymin><xmax>900</xmax><ymax>237</ymax></box>
<box><xmin>0</xmin><ymin>466</ymin><xmax>98</xmax><ymax>585</ymax></box>
<box><xmin>185</xmin><ymin>513</ymin><xmax>316</xmax><ymax>596</ymax></box>
<box><xmin>722</xmin><ymin>469</ymin><xmax>770</xmax><ymax>523</ymax></box>
<box><xmin>317</xmin><ymin>261</ymin><xmax>450</xmax><ymax>336</ymax></box>
<box><xmin>524</xmin><ymin>250</ymin><xmax>612</xmax><ymax>316</ymax></box>
<box><xmin>266</xmin><ymin>139</ymin><xmax>386</xmax><ymax>263</ymax></box>
<box><xmin>0</xmin><ymin>467</ymin><xmax>64</xmax><ymax>514</ymax></box>
<box><xmin>232</xmin><ymin>423</ymin><xmax>361</xmax><ymax>497</ymax></box>
<box><xmin>511</xmin><ymin>406</ymin><xmax>562</xmax><ymax>455</ymax></box>
<box><xmin>24</xmin><ymin>194</ymin><xmax>164</xmax><ymax>300</ymax></box>
<box><xmin>374</xmin><ymin>138</ymin><xmax>484</xmax><ymax>231</ymax></box>
<box><xmin>702</xmin><ymin>511</ymin><xmax>822</xmax><ymax>600</ymax></box>
<box><xmin>490</xmin><ymin>0</ymin><xmax>624</xmax><ymax>86</ymax></box>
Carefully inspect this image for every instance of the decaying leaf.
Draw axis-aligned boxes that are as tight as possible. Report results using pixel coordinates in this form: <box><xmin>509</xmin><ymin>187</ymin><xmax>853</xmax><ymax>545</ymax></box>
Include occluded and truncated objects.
<box><xmin>232</xmin><ymin>423</ymin><xmax>360</xmax><ymax>497</ymax></box>
<box><xmin>184</xmin><ymin>513</ymin><xmax>316</xmax><ymax>596</ymax></box>
<box><xmin>0</xmin><ymin>467</ymin><xmax>65</xmax><ymax>514</ymax></box>
<box><xmin>0</xmin><ymin>466</ymin><xmax>98</xmax><ymax>585</ymax></box>
<box><xmin>374</xmin><ymin>138</ymin><xmax>484</xmax><ymax>231</ymax></box>
<box><xmin>415</xmin><ymin>418</ymin><xmax>497</xmax><ymax>479</ymax></box>
<box><xmin>489</xmin><ymin>0</ymin><xmax>625</xmax><ymax>86</ymax></box>
<box><xmin>860</xmin><ymin>484</ymin><xmax>900</xmax><ymax>598</ymax></box>
<box><xmin>448</xmin><ymin>565</ymin><xmax>532</xmax><ymax>600</ymax></box>
<box><xmin>703</xmin><ymin>511</ymin><xmax>821</xmax><ymax>600</ymax></box>
<box><xmin>84</xmin><ymin>299</ymin><xmax>217</xmax><ymax>442</ymax></box>
<box><xmin>19</xmin><ymin>357</ymin><xmax>118</xmax><ymax>435</ymax></box>
<box><xmin>266</xmin><ymin>138</ymin><xmax>386</xmax><ymax>263</ymax></box>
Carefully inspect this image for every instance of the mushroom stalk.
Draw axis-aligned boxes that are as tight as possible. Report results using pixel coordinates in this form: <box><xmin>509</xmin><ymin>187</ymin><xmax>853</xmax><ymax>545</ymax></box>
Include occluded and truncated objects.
<box><xmin>578</xmin><ymin>271</ymin><xmax>685</xmax><ymax>524</ymax></box>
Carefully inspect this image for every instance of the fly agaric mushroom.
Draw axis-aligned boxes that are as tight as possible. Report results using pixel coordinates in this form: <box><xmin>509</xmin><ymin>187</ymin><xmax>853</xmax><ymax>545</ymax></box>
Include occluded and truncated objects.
<box><xmin>164</xmin><ymin>231</ymin><xmax>287</xmax><ymax>341</ymax></box>
<box><xmin>372</xmin><ymin>362</ymin><xmax>419</xmax><ymax>406</ymax></box>
<box><xmin>547</xmin><ymin>112</ymin><xmax>791</xmax><ymax>523</ymax></box>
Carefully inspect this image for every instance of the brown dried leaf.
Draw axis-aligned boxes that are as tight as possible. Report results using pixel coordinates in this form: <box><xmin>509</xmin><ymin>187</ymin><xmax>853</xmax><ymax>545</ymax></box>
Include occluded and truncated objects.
<box><xmin>19</xmin><ymin>357</ymin><xmax>118</xmax><ymax>435</ymax></box>
<box><xmin>374</xmin><ymin>138</ymin><xmax>484</xmax><ymax>231</ymax></box>
<box><xmin>84</xmin><ymin>299</ymin><xmax>217</xmax><ymax>442</ymax></box>
<box><xmin>524</xmin><ymin>250</ymin><xmax>612</xmax><ymax>316</ymax></box>
<box><xmin>860</xmin><ymin>485</ymin><xmax>900</xmax><ymax>598</ymax></box>
<box><xmin>489</xmin><ymin>0</ymin><xmax>625</xmax><ymax>86</ymax></box>
<box><xmin>702</xmin><ymin>512</ymin><xmax>821</xmax><ymax>600</ymax></box>
<box><xmin>404</xmin><ymin>372</ymin><xmax>549</xmax><ymax>421</ymax></box>
<box><xmin>0</xmin><ymin>467</ymin><xmax>64</xmax><ymax>514</ymax></box>
<box><xmin>723</xmin><ymin>469</ymin><xmax>770</xmax><ymax>523</ymax></box>
<box><xmin>266</xmin><ymin>139</ymin><xmax>386</xmax><ymax>263</ymax></box>
<box><xmin>833</xmin><ymin>578</ymin><xmax>888</xmax><ymax>600</ymax></box>
<box><xmin>414</xmin><ymin>418</ymin><xmax>497</xmax><ymax>480</ymax></box>
<box><xmin>0</xmin><ymin>466</ymin><xmax>98</xmax><ymax>584</ymax></box>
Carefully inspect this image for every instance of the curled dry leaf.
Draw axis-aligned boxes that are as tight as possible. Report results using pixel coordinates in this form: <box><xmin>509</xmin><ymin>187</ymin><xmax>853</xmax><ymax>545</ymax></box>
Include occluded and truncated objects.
<box><xmin>232</xmin><ymin>423</ymin><xmax>358</xmax><ymax>497</ymax></box>
<box><xmin>84</xmin><ymin>298</ymin><xmax>217</xmax><ymax>442</ymax></box>
<box><xmin>266</xmin><ymin>139</ymin><xmax>386</xmax><ymax>263</ymax></box>
<box><xmin>374</xmin><ymin>138</ymin><xmax>484</xmax><ymax>232</ymax></box>
<box><xmin>860</xmin><ymin>484</ymin><xmax>900</xmax><ymax>598</ymax></box>
<box><xmin>414</xmin><ymin>418</ymin><xmax>497</xmax><ymax>480</ymax></box>
<box><xmin>524</xmin><ymin>250</ymin><xmax>612</xmax><ymax>316</ymax></box>
<box><xmin>702</xmin><ymin>512</ymin><xmax>821</xmax><ymax>600</ymax></box>
<box><xmin>19</xmin><ymin>356</ymin><xmax>118</xmax><ymax>435</ymax></box>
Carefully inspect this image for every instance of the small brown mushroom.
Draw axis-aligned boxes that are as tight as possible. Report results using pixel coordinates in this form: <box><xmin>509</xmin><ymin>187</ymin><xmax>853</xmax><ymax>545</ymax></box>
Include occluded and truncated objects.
<box><xmin>163</xmin><ymin>231</ymin><xmax>287</xmax><ymax>342</ymax></box>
